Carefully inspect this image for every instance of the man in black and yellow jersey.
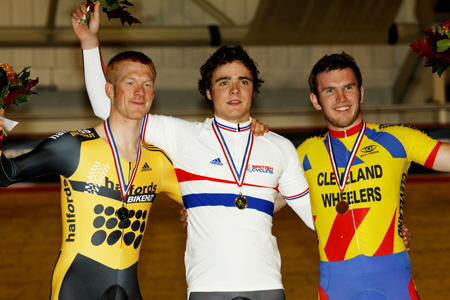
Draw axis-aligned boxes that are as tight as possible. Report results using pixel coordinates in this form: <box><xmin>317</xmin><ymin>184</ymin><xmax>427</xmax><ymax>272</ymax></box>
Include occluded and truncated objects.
<box><xmin>0</xmin><ymin>50</ymin><xmax>182</xmax><ymax>300</ymax></box>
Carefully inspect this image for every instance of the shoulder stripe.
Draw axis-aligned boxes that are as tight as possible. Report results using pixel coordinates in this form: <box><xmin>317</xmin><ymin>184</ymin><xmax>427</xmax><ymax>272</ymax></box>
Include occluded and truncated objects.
<box><xmin>142</xmin><ymin>144</ymin><xmax>173</xmax><ymax>164</ymax></box>
<box><xmin>424</xmin><ymin>141</ymin><xmax>442</xmax><ymax>168</ymax></box>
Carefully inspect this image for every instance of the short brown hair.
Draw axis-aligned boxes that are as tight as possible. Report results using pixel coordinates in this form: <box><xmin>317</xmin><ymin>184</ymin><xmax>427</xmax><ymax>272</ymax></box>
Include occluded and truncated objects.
<box><xmin>198</xmin><ymin>45</ymin><xmax>264</xmax><ymax>111</ymax></box>
<box><xmin>106</xmin><ymin>51</ymin><xmax>157</xmax><ymax>85</ymax></box>
<box><xmin>309</xmin><ymin>52</ymin><xmax>362</xmax><ymax>97</ymax></box>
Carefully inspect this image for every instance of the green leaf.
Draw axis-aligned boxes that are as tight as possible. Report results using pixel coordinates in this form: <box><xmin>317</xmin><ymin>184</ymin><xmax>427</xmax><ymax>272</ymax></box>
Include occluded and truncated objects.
<box><xmin>433</xmin><ymin>64</ymin><xmax>450</xmax><ymax>77</ymax></box>
<box><xmin>103</xmin><ymin>0</ymin><xmax>118</xmax><ymax>6</ymax></box>
<box><xmin>101</xmin><ymin>0</ymin><xmax>121</xmax><ymax>11</ymax></box>
<box><xmin>0</xmin><ymin>85</ymin><xmax>8</xmax><ymax>100</ymax></box>
<box><xmin>13</xmin><ymin>93</ymin><xmax>32</xmax><ymax>105</ymax></box>
<box><xmin>437</xmin><ymin>39</ymin><xmax>450</xmax><ymax>52</ymax></box>
<box><xmin>97</xmin><ymin>0</ymin><xmax>109</xmax><ymax>7</ymax></box>
<box><xmin>18</xmin><ymin>67</ymin><xmax>31</xmax><ymax>84</ymax></box>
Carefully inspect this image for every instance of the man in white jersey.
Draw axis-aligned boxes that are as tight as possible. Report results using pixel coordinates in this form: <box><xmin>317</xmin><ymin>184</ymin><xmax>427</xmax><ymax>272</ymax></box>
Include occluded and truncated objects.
<box><xmin>72</xmin><ymin>3</ymin><xmax>313</xmax><ymax>299</ymax></box>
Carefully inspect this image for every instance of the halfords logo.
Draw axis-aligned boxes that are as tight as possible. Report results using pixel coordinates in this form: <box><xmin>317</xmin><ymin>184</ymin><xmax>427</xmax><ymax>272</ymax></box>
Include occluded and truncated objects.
<box><xmin>104</xmin><ymin>177</ymin><xmax>157</xmax><ymax>200</ymax></box>
<box><xmin>247</xmin><ymin>164</ymin><xmax>274</xmax><ymax>174</ymax></box>
<box><xmin>49</xmin><ymin>129</ymin><xmax>95</xmax><ymax>140</ymax></box>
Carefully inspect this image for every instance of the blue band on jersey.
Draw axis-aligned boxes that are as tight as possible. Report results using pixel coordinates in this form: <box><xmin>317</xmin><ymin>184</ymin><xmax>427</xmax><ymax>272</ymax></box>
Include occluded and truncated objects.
<box><xmin>365</xmin><ymin>127</ymin><xmax>407</xmax><ymax>158</ymax></box>
<box><xmin>183</xmin><ymin>193</ymin><xmax>274</xmax><ymax>216</ymax></box>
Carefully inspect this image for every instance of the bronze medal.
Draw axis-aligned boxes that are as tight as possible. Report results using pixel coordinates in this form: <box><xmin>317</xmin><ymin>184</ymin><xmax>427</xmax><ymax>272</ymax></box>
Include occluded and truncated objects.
<box><xmin>116</xmin><ymin>206</ymin><xmax>130</xmax><ymax>221</ymax></box>
<box><xmin>234</xmin><ymin>194</ymin><xmax>248</xmax><ymax>210</ymax></box>
<box><xmin>336</xmin><ymin>200</ymin><xmax>349</xmax><ymax>214</ymax></box>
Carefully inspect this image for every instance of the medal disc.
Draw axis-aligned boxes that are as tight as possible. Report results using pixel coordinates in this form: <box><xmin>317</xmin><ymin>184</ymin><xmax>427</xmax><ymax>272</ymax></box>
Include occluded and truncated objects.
<box><xmin>234</xmin><ymin>194</ymin><xmax>248</xmax><ymax>210</ymax></box>
<box><xmin>336</xmin><ymin>200</ymin><xmax>349</xmax><ymax>214</ymax></box>
<box><xmin>116</xmin><ymin>206</ymin><xmax>130</xmax><ymax>221</ymax></box>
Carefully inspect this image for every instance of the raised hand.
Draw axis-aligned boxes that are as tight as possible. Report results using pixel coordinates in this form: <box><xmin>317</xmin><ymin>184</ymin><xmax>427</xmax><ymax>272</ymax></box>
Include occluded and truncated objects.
<box><xmin>71</xmin><ymin>2</ymin><xmax>101</xmax><ymax>49</ymax></box>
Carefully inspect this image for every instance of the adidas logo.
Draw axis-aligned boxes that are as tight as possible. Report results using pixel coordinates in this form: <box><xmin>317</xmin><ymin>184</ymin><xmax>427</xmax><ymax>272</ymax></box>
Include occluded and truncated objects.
<box><xmin>210</xmin><ymin>158</ymin><xmax>223</xmax><ymax>166</ymax></box>
<box><xmin>141</xmin><ymin>162</ymin><xmax>152</xmax><ymax>172</ymax></box>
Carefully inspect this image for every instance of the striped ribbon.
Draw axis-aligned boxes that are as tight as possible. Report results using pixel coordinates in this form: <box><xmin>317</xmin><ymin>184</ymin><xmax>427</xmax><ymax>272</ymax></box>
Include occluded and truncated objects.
<box><xmin>212</xmin><ymin>119</ymin><xmax>254</xmax><ymax>188</ymax></box>
<box><xmin>327</xmin><ymin>122</ymin><xmax>366</xmax><ymax>191</ymax></box>
<box><xmin>104</xmin><ymin>115</ymin><xmax>148</xmax><ymax>199</ymax></box>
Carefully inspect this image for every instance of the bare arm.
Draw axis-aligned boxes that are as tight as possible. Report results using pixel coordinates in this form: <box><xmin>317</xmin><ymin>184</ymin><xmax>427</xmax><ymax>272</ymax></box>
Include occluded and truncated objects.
<box><xmin>273</xmin><ymin>193</ymin><xmax>287</xmax><ymax>213</ymax></box>
<box><xmin>432</xmin><ymin>142</ymin><xmax>450</xmax><ymax>172</ymax></box>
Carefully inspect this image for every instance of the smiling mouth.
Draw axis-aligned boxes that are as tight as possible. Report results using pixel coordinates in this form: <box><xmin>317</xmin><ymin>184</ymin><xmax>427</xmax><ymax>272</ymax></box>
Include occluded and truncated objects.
<box><xmin>227</xmin><ymin>100</ymin><xmax>242</xmax><ymax>104</ymax></box>
<box><xmin>335</xmin><ymin>106</ymin><xmax>350</xmax><ymax>111</ymax></box>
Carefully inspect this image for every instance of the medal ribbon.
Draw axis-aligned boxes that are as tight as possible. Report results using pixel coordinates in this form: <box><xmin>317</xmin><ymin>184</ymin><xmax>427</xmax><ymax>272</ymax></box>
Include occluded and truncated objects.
<box><xmin>104</xmin><ymin>115</ymin><xmax>148</xmax><ymax>199</ymax></box>
<box><xmin>212</xmin><ymin>119</ymin><xmax>254</xmax><ymax>188</ymax></box>
<box><xmin>327</xmin><ymin>122</ymin><xmax>366</xmax><ymax>191</ymax></box>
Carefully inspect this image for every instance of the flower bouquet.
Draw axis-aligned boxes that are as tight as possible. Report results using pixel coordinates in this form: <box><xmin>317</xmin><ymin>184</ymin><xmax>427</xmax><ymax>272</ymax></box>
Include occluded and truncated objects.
<box><xmin>82</xmin><ymin>0</ymin><xmax>141</xmax><ymax>26</ymax></box>
<box><xmin>0</xmin><ymin>63</ymin><xmax>39</xmax><ymax>148</ymax></box>
<box><xmin>410</xmin><ymin>20</ymin><xmax>450</xmax><ymax>77</ymax></box>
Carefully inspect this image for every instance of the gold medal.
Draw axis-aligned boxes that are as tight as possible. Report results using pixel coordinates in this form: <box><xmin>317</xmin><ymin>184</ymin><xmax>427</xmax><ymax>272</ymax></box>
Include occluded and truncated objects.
<box><xmin>336</xmin><ymin>200</ymin><xmax>349</xmax><ymax>214</ymax></box>
<box><xmin>234</xmin><ymin>194</ymin><xmax>248</xmax><ymax>210</ymax></box>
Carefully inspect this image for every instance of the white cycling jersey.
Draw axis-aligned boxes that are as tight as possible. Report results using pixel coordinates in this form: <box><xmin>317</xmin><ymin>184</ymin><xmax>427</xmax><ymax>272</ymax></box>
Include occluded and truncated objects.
<box><xmin>83</xmin><ymin>47</ymin><xmax>313</xmax><ymax>293</ymax></box>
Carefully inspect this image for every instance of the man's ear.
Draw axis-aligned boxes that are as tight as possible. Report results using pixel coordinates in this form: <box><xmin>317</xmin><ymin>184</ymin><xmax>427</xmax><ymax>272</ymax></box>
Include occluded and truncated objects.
<box><xmin>310</xmin><ymin>93</ymin><xmax>322</xmax><ymax>111</ymax></box>
<box><xmin>360</xmin><ymin>86</ymin><xmax>364</xmax><ymax>104</ymax></box>
<box><xmin>105</xmin><ymin>82</ymin><xmax>114</xmax><ymax>100</ymax></box>
<box><xmin>206</xmin><ymin>89</ymin><xmax>212</xmax><ymax>101</ymax></box>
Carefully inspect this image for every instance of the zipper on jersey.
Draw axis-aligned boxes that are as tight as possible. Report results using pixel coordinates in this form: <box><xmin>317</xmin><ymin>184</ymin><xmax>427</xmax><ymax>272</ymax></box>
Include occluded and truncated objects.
<box><xmin>128</xmin><ymin>162</ymin><xmax>132</xmax><ymax>184</ymax></box>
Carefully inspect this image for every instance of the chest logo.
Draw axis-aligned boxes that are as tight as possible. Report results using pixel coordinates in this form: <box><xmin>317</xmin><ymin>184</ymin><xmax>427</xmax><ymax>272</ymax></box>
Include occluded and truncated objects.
<box><xmin>360</xmin><ymin>145</ymin><xmax>377</xmax><ymax>153</ymax></box>
<box><xmin>141</xmin><ymin>162</ymin><xmax>152</xmax><ymax>172</ymax></box>
<box><xmin>210</xmin><ymin>158</ymin><xmax>224</xmax><ymax>166</ymax></box>
<box><xmin>247</xmin><ymin>164</ymin><xmax>274</xmax><ymax>174</ymax></box>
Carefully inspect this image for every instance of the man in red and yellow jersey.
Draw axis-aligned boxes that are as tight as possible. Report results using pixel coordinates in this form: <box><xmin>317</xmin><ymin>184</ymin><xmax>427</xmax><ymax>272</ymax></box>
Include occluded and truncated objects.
<box><xmin>297</xmin><ymin>52</ymin><xmax>450</xmax><ymax>299</ymax></box>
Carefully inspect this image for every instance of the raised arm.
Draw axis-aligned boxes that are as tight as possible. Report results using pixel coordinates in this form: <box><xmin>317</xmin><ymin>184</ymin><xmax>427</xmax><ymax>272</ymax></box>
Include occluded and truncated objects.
<box><xmin>71</xmin><ymin>2</ymin><xmax>100</xmax><ymax>50</ymax></box>
<box><xmin>71</xmin><ymin>2</ymin><xmax>111</xmax><ymax>120</ymax></box>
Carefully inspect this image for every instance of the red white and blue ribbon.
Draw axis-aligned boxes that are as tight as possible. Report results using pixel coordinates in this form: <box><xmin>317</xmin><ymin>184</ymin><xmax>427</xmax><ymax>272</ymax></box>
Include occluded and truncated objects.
<box><xmin>104</xmin><ymin>115</ymin><xmax>148</xmax><ymax>199</ymax></box>
<box><xmin>327</xmin><ymin>122</ymin><xmax>366</xmax><ymax>191</ymax></box>
<box><xmin>212</xmin><ymin>119</ymin><xmax>254</xmax><ymax>188</ymax></box>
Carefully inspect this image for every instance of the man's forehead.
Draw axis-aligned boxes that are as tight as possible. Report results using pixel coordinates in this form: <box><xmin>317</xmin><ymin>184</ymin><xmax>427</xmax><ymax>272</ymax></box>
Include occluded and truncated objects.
<box><xmin>214</xmin><ymin>61</ymin><xmax>250</xmax><ymax>73</ymax></box>
<box><xmin>318</xmin><ymin>69</ymin><xmax>357</xmax><ymax>85</ymax></box>
<box><xmin>119</xmin><ymin>62</ymin><xmax>153</xmax><ymax>76</ymax></box>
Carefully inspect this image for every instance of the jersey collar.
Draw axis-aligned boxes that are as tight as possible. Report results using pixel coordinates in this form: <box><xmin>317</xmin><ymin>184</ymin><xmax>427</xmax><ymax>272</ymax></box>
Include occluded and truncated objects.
<box><xmin>329</xmin><ymin>121</ymin><xmax>365</xmax><ymax>138</ymax></box>
<box><xmin>213</xmin><ymin>115</ymin><xmax>252</xmax><ymax>132</ymax></box>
